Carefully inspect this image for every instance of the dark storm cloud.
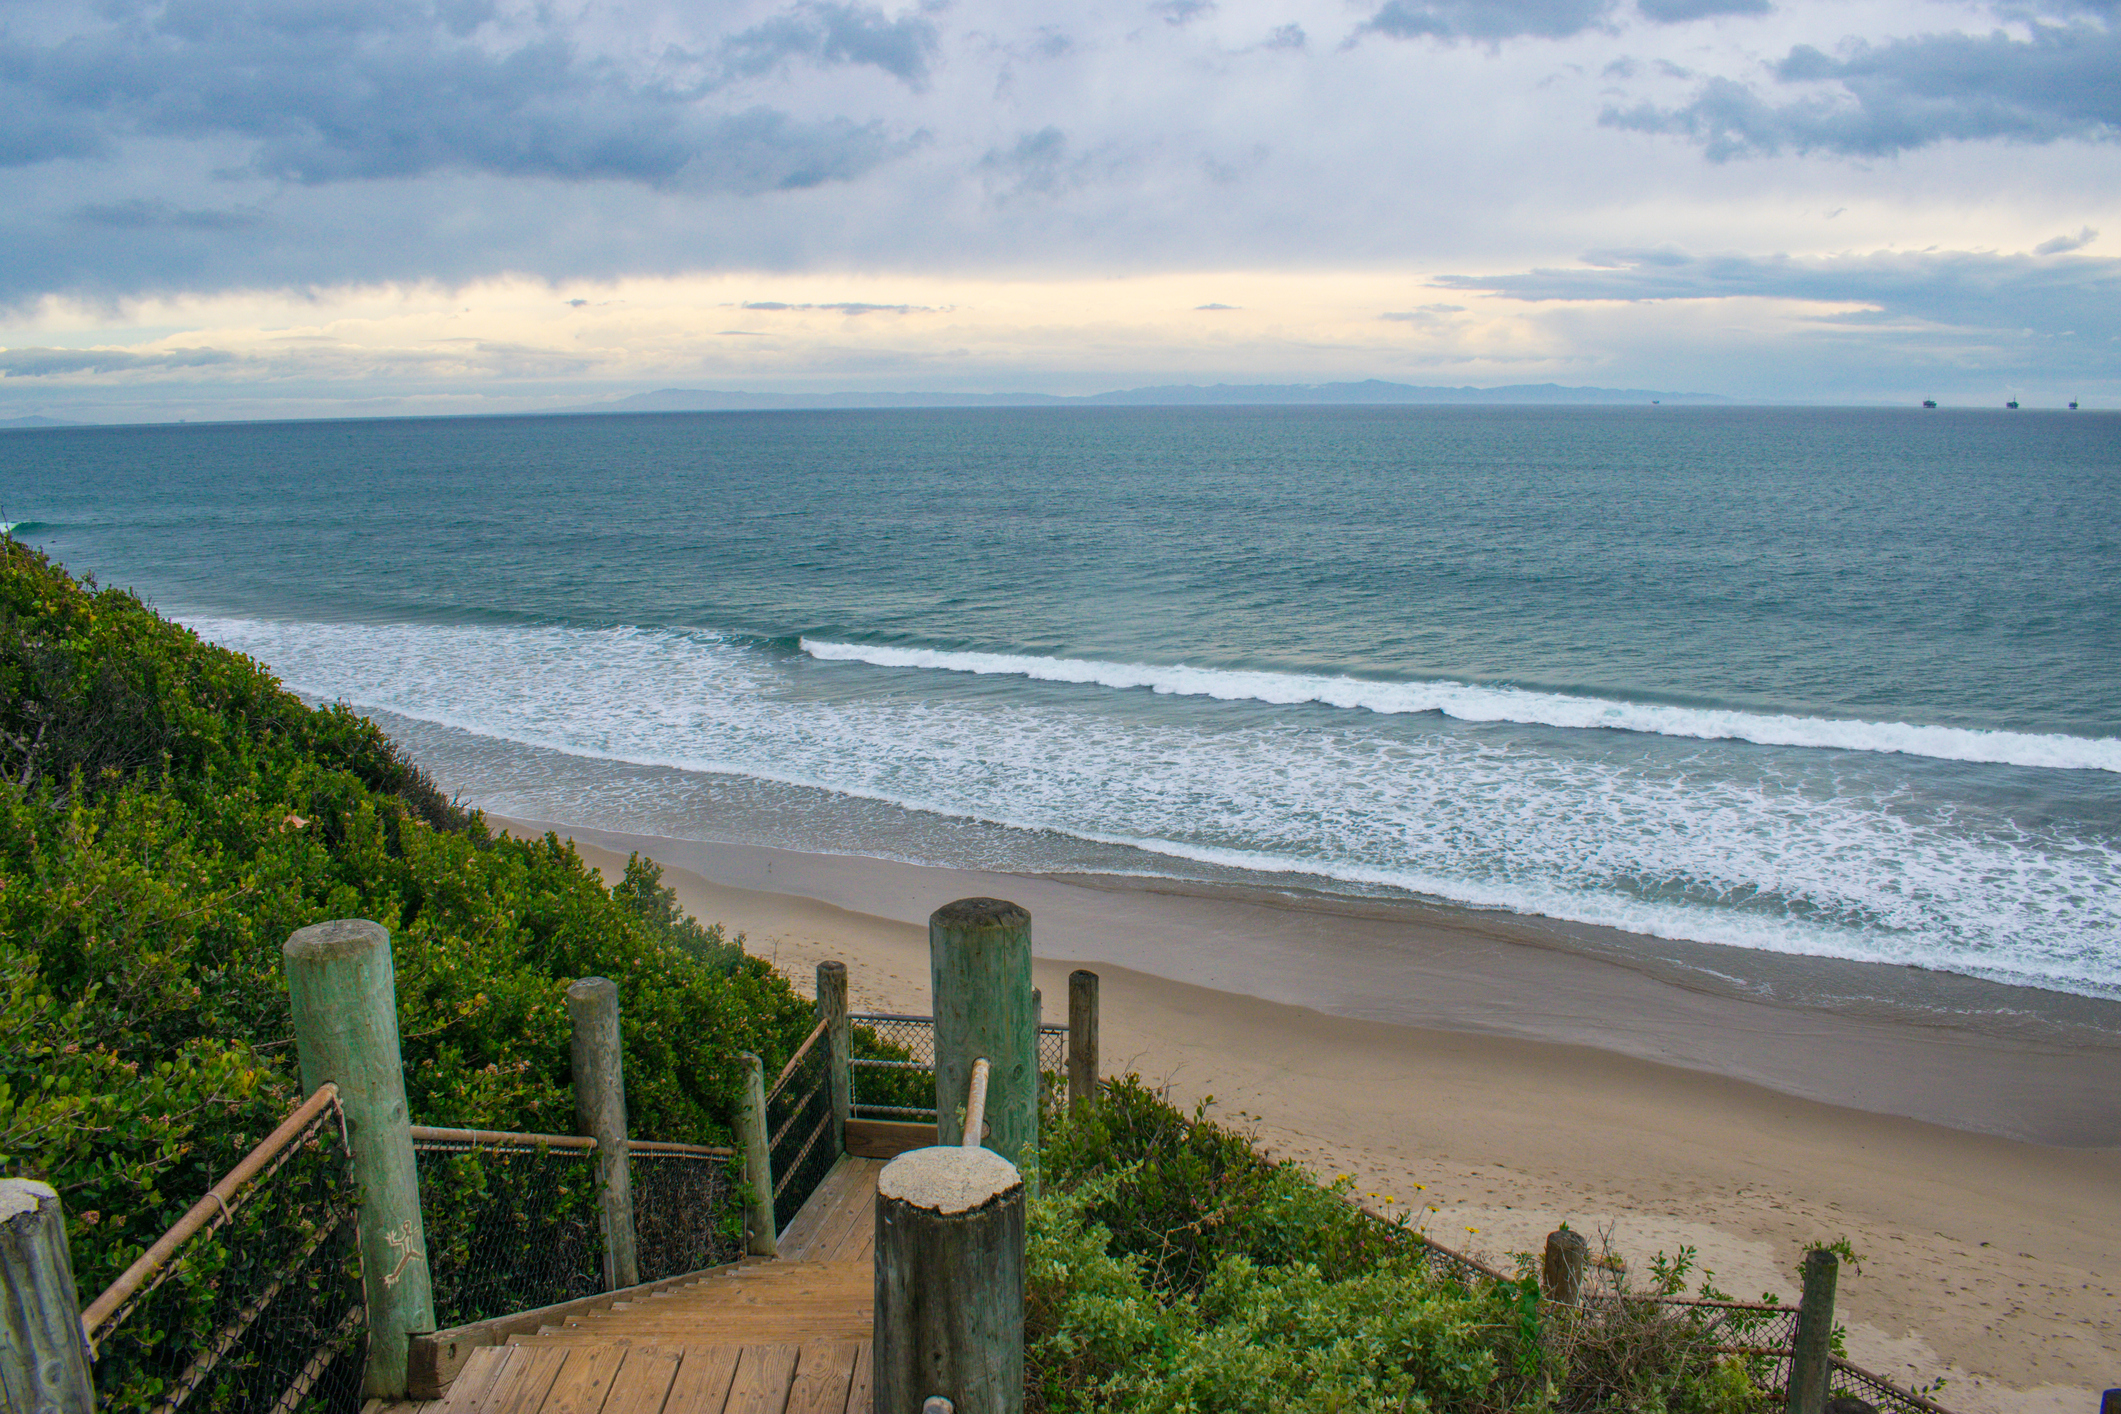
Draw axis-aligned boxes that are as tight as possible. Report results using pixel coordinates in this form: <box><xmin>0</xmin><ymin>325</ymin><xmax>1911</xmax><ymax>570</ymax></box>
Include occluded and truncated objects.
<box><xmin>1635</xmin><ymin>0</ymin><xmax>1770</xmax><ymax>23</ymax></box>
<box><xmin>1154</xmin><ymin>0</ymin><xmax>1217</xmax><ymax>25</ymax></box>
<box><xmin>0</xmin><ymin>0</ymin><xmax>923</xmax><ymax>188</ymax></box>
<box><xmin>1434</xmin><ymin>246</ymin><xmax>2121</xmax><ymax>339</ymax></box>
<box><xmin>0</xmin><ymin>346</ymin><xmax>238</xmax><ymax>376</ymax></box>
<box><xmin>2035</xmin><ymin>226</ymin><xmax>2099</xmax><ymax>253</ymax></box>
<box><xmin>1603</xmin><ymin>21</ymin><xmax>2121</xmax><ymax>157</ymax></box>
<box><xmin>976</xmin><ymin>126</ymin><xmax>1072</xmax><ymax>196</ymax></box>
<box><xmin>740</xmin><ymin>300</ymin><xmax>938</xmax><ymax>312</ymax></box>
<box><xmin>72</xmin><ymin>199</ymin><xmax>263</xmax><ymax>230</ymax></box>
<box><xmin>1354</xmin><ymin>0</ymin><xmax>1616</xmax><ymax>44</ymax></box>
<box><xmin>720</xmin><ymin>2</ymin><xmax>941</xmax><ymax>86</ymax></box>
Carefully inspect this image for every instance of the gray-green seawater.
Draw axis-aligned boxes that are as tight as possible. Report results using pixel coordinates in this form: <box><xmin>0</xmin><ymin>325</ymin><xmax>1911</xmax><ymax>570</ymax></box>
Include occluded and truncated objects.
<box><xmin>5</xmin><ymin>405</ymin><xmax>2116</xmax><ymax>996</ymax></box>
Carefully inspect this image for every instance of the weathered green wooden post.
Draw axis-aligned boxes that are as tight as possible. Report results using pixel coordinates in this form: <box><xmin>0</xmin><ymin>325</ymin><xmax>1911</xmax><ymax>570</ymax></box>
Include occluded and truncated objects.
<box><xmin>737</xmin><ymin>1053</ymin><xmax>778</xmax><ymax>1257</ymax></box>
<box><xmin>284</xmin><ymin>919</ymin><xmax>436</xmax><ymax>1399</ymax></box>
<box><xmin>567</xmin><ymin>977</ymin><xmax>639</xmax><ymax>1291</ymax></box>
<box><xmin>1542</xmin><ymin>1227</ymin><xmax>1589</xmax><ymax>1304</ymax></box>
<box><xmin>1786</xmin><ymin>1249</ymin><xmax>1839</xmax><ymax>1414</ymax></box>
<box><xmin>930</xmin><ymin>899</ymin><xmax>1037</xmax><ymax>1166</ymax></box>
<box><xmin>874</xmin><ymin>1146</ymin><xmax>1025</xmax><ymax>1414</ymax></box>
<box><xmin>1066</xmin><ymin>970</ymin><xmax>1099</xmax><ymax>1110</ymax></box>
<box><xmin>818</xmin><ymin>961</ymin><xmax>851</xmax><ymax>1154</ymax></box>
<box><xmin>0</xmin><ymin>1179</ymin><xmax>94</xmax><ymax>1414</ymax></box>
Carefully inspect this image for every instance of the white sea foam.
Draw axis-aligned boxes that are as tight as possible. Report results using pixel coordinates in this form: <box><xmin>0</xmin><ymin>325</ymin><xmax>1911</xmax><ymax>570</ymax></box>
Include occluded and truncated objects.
<box><xmin>184</xmin><ymin>615</ymin><xmax>2121</xmax><ymax>998</ymax></box>
<box><xmin>800</xmin><ymin>639</ymin><xmax>2121</xmax><ymax>773</ymax></box>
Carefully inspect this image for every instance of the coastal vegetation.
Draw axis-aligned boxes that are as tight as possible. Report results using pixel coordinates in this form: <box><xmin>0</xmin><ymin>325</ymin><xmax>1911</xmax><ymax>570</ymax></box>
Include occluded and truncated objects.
<box><xmin>6</xmin><ymin>538</ymin><xmax>1794</xmax><ymax>1413</ymax></box>
<box><xmin>1030</xmin><ymin>1077</ymin><xmax>1774</xmax><ymax>1414</ymax></box>
<box><xmin>0</xmin><ymin>538</ymin><xmax>816</xmax><ymax>1308</ymax></box>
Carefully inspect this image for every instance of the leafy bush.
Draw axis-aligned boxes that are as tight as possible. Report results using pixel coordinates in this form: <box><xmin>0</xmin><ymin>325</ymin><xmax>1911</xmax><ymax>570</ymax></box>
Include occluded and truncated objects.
<box><xmin>1032</xmin><ymin>1077</ymin><xmax>1771</xmax><ymax>1414</ymax></box>
<box><xmin>1041</xmin><ymin>1074</ymin><xmax>1423</xmax><ymax>1292</ymax></box>
<box><xmin>0</xmin><ymin>539</ymin><xmax>813</xmax><ymax>1309</ymax></box>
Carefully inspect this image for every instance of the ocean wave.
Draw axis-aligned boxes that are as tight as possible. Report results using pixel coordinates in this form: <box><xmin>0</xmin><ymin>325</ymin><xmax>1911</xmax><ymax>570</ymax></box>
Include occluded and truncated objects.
<box><xmin>800</xmin><ymin>639</ymin><xmax>2121</xmax><ymax>773</ymax></box>
<box><xmin>178</xmin><ymin>614</ymin><xmax>2121</xmax><ymax>1000</ymax></box>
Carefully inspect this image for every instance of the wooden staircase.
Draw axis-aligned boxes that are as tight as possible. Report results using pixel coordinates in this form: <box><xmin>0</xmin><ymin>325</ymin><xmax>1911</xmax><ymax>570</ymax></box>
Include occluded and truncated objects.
<box><xmin>372</xmin><ymin>1157</ymin><xmax>888</xmax><ymax>1414</ymax></box>
<box><xmin>512</xmin><ymin>1260</ymin><xmax>870</xmax><ymax>1348</ymax></box>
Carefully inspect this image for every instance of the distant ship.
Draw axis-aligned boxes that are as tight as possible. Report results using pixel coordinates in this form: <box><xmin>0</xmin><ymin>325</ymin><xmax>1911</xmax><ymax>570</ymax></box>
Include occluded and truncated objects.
<box><xmin>1922</xmin><ymin>400</ymin><xmax>1936</xmax><ymax>409</ymax></box>
<box><xmin>2069</xmin><ymin>401</ymin><xmax>2079</xmax><ymax>410</ymax></box>
<box><xmin>2007</xmin><ymin>400</ymin><xmax>2019</xmax><ymax>409</ymax></box>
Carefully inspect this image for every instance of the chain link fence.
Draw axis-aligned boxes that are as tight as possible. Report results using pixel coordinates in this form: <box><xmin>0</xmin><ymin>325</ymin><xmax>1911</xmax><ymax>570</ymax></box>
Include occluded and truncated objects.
<box><xmin>410</xmin><ymin>1128</ymin><xmax>605</xmax><ymax>1328</ymax></box>
<box><xmin>631</xmin><ymin>1146</ymin><xmax>744</xmax><ymax>1283</ymax></box>
<box><xmin>82</xmin><ymin>1087</ymin><xmax>366</xmax><ymax>1414</ymax></box>
<box><xmin>1347</xmin><ymin>1203</ymin><xmax>1945</xmax><ymax>1414</ymax></box>
<box><xmin>1828</xmin><ymin>1355</ymin><xmax>1955</xmax><ymax>1414</ymax></box>
<box><xmin>847</xmin><ymin>1012</ymin><xmax>1068</xmax><ymax>1123</ymax></box>
<box><xmin>411</xmin><ymin>1128</ymin><xmax>749</xmax><ymax>1319</ymax></box>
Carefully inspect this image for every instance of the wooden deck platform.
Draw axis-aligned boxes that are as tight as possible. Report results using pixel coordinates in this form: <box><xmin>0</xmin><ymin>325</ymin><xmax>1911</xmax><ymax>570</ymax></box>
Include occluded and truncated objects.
<box><xmin>371</xmin><ymin>1157</ymin><xmax>886</xmax><ymax>1414</ymax></box>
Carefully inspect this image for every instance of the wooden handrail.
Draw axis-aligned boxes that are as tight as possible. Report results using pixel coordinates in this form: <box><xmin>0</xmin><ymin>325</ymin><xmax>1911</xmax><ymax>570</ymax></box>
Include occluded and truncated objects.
<box><xmin>630</xmin><ymin>1139</ymin><xmax>735</xmax><ymax>1158</ymax></box>
<box><xmin>408</xmin><ymin>1124</ymin><xmax>596</xmax><ymax>1151</ymax></box>
<box><xmin>409</xmin><ymin>1126</ymin><xmax>732</xmax><ymax>1159</ymax></box>
<box><xmin>962</xmin><ymin>1058</ymin><xmax>990</xmax><ymax>1149</ymax></box>
<box><xmin>81</xmin><ymin>1083</ymin><xmax>343</xmax><ymax>1345</ymax></box>
<box><xmin>767</xmin><ymin>1018</ymin><xmax>831</xmax><ymax>1103</ymax></box>
<box><xmin>848</xmin><ymin>1010</ymin><xmax>1066</xmax><ymax>1034</ymax></box>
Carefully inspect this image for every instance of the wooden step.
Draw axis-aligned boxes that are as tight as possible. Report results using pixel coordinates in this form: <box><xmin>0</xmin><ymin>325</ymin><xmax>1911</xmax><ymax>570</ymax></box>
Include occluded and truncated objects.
<box><xmin>368</xmin><ymin>1338</ymin><xmax>870</xmax><ymax>1414</ymax></box>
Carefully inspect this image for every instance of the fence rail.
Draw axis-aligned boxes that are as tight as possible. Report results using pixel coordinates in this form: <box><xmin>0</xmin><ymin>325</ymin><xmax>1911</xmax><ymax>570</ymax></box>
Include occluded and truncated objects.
<box><xmin>1348</xmin><ymin>1203</ymin><xmax>1950</xmax><ymax>1414</ymax></box>
<box><xmin>79</xmin><ymin>1094</ymin><xmax>750</xmax><ymax>1412</ymax></box>
<box><xmin>412</xmin><ymin>1126</ymin><xmax>603</xmax><ymax>1329</ymax></box>
<box><xmin>766</xmin><ymin>1017</ymin><xmax>838</xmax><ymax>1230</ymax></box>
<box><xmin>82</xmin><ymin>1085</ymin><xmax>365</xmax><ymax>1414</ymax></box>
<box><xmin>848</xmin><ymin>1011</ymin><xmax>1067</xmax><ymax>1123</ymax></box>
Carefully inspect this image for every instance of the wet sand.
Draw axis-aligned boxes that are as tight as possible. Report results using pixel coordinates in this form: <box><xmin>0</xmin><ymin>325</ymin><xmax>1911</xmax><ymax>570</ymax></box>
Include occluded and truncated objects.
<box><xmin>493</xmin><ymin>814</ymin><xmax>2121</xmax><ymax>1414</ymax></box>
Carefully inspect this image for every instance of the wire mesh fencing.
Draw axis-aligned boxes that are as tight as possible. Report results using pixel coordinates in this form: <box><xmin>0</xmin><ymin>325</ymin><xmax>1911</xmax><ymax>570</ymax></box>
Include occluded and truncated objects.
<box><xmin>82</xmin><ymin>1086</ymin><xmax>366</xmax><ymax>1414</ymax></box>
<box><xmin>411</xmin><ymin>1128</ymin><xmax>603</xmax><ymax>1327</ymax></box>
<box><xmin>630</xmin><ymin>1145</ymin><xmax>744</xmax><ymax>1283</ymax></box>
<box><xmin>847</xmin><ymin>1013</ymin><xmax>1069</xmax><ymax>1122</ymax></box>
<box><xmin>1037</xmin><ymin>1023</ymin><xmax>1067</xmax><ymax>1082</ymax></box>
<box><xmin>766</xmin><ymin>1020</ymin><xmax>837</xmax><ymax>1232</ymax></box>
<box><xmin>1345</xmin><ymin>1203</ymin><xmax>1949</xmax><ymax>1414</ymax></box>
<box><xmin>849</xmin><ymin>1013</ymin><xmax>936</xmax><ymax>1122</ymax></box>
<box><xmin>1829</xmin><ymin>1355</ymin><xmax>1955</xmax><ymax>1414</ymax></box>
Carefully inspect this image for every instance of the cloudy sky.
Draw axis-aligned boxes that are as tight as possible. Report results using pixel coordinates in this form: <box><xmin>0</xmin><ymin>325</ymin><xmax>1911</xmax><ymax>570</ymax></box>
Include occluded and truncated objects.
<box><xmin>2</xmin><ymin>0</ymin><xmax>2116</xmax><ymax>418</ymax></box>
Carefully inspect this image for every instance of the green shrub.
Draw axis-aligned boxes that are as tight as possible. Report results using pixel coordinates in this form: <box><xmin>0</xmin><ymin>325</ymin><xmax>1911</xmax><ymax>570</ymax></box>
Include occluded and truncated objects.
<box><xmin>1041</xmin><ymin>1074</ymin><xmax>1417</xmax><ymax>1292</ymax></box>
<box><xmin>1032</xmin><ymin>1078</ymin><xmax>1773</xmax><ymax>1414</ymax></box>
<box><xmin>0</xmin><ymin>539</ymin><xmax>813</xmax><ymax>1308</ymax></box>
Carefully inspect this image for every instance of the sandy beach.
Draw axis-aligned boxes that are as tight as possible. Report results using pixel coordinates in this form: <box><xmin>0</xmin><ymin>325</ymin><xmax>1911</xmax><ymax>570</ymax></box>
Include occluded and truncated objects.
<box><xmin>491</xmin><ymin>814</ymin><xmax>2119</xmax><ymax>1414</ymax></box>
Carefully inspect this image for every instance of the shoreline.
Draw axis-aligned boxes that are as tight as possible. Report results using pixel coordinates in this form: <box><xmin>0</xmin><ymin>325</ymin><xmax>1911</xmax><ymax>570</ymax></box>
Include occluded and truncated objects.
<box><xmin>492</xmin><ymin>815</ymin><xmax>2121</xmax><ymax>1148</ymax></box>
<box><xmin>490</xmin><ymin>811</ymin><xmax>2117</xmax><ymax>1414</ymax></box>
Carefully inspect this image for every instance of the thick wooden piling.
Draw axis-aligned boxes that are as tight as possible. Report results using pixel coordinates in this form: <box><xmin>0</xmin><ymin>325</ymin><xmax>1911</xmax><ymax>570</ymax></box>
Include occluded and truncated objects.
<box><xmin>1786</xmin><ymin>1249</ymin><xmax>1839</xmax><ymax>1414</ymax></box>
<box><xmin>1066</xmin><ymin>970</ymin><xmax>1099</xmax><ymax>1110</ymax></box>
<box><xmin>566</xmin><ymin>976</ymin><xmax>639</xmax><ymax>1291</ymax></box>
<box><xmin>818</xmin><ymin>960</ymin><xmax>851</xmax><ymax>1154</ymax></box>
<box><xmin>737</xmin><ymin>1053</ymin><xmax>778</xmax><ymax>1257</ymax></box>
<box><xmin>1542</xmin><ymin>1227</ymin><xmax>1589</xmax><ymax>1304</ymax></box>
<box><xmin>284</xmin><ymin>919</ymin><xmax>436</xmax><ymax>1399</ymax></box>
<box><xmin>929</xmin><ymin>899</ymin><xmax>1037</xmax><ymax>1166</ymax></box>
<box><xmin>874</xmin><ymin>1146</ymin><xmax>1026</xmax><ymax>1414</ymax></box>
<box><xmin>0</xmin><ymin>1179</ymin><xmax>94</xmax><ymax>1414</ymax></box>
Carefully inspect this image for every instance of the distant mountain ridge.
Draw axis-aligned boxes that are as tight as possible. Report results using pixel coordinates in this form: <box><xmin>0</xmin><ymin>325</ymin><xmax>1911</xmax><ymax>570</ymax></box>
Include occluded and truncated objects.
<box><xmin>0</xmin><ymin>415</ymin><xmax>81</xmax><ymax>429</ymax></box>
<box><xmin>573</xmin><ymin>379</ymin><xmax>1728</xmax><ymax>414</ymax></box>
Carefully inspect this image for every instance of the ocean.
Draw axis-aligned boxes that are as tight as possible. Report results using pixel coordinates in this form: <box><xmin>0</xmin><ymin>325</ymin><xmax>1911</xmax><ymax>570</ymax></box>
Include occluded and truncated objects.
<box><xmin>5</xmin><ymin>405</ymin><xmax>2117</xmax><ymax>1000</ymax></box>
